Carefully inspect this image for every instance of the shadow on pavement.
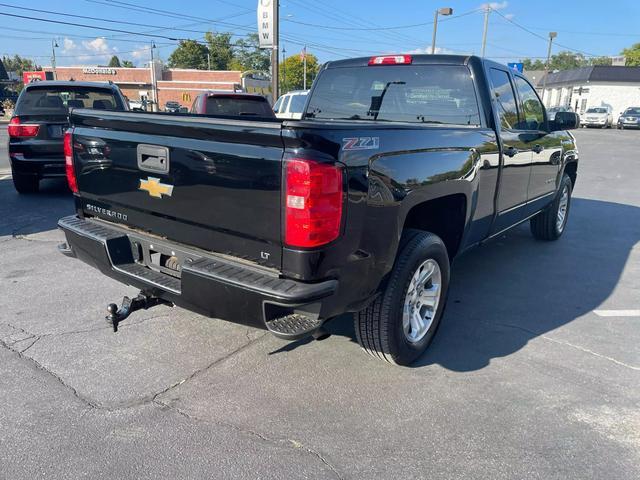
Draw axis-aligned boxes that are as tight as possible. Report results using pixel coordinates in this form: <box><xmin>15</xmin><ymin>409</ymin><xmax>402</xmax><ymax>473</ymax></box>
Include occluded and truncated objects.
<box><xmin>321</xmin><ymin>197</ymin><xmax>640</xmax><ymax>371</ymax></box>
<box><xmin>0</xmin><ymin>178</ymin><xmax>74</xmax><ymax>237</ymax></box>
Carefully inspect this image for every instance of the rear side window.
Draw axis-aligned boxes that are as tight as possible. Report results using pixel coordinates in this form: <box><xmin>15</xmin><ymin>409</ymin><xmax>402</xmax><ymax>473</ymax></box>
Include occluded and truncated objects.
<box><xmin>205</xmin><ymin>96</ymin><xmax>274</xmax><ymax>118</ymax></box>
<box><xmin>289</xmin><ymin>94</ymin><xmax>308</xmax><ymax>114</ymax></box>
<box><xmin>16</xmin><ymin>86</ymin><xmax>123</xmax><ymax>115</ymax></box>
<box><xmin>305</xmin><ymin>65</ymin><xmax>480</xmax><ymax>125</ymax></box>
<box><xmin>489</xmin><ymin>69</ymin><xmax>519</xmax><ymax>130</ymax></box>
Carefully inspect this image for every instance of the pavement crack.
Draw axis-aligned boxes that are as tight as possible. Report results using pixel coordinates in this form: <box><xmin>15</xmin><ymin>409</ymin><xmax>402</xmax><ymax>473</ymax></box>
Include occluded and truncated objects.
<box><xmin>18</xmin><ymin>336</ymin><xmax>41</xmax><ymax>354</ymax></box>
<box><xmin>153</xmin><ymin>398</ymin><xmax>342</xmax><ymax>479</ymax></box>
<box><xmin>0</xmin><ymin>337</ymin><xmax>99</xmax><ymax>409</ymax></box>
<box><xmin>490</xmin><ymin>322</ymin><xmax>640</xmax><ymax>371</ymax></box>
<box><xmin>150</xmin><ymin>332</ymin><xmax>269</xmax><ymax>403</ymax></box>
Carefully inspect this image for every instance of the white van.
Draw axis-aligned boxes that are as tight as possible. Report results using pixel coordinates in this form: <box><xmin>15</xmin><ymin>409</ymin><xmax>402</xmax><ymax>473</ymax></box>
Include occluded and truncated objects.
<box><xmin>273</xmin><ymin>90</ymin><xmax>310</xmax><ymax>120</ymax></box>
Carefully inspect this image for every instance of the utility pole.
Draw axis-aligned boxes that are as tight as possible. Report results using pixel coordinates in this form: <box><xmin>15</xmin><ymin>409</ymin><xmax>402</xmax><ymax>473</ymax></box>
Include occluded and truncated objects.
<box><xmin>302</xmin><ymin>46</ymin><xmax>307</xmax><ymax>90</ymax></box>
<box><xmin>207</xmin><ymin>53</ymin><xmax>211</xmax><ymax>70</ymax></box>
<box><xmin>541</xmin><ymin>32</ymin><xmax>557</xmax><ymax>106</ymax></box>
<box><xmin>481</xmin><ymin>6</ymin><xmax>490</xmax><ymax>57</ymax></box>
<box><xmin>431</xmin><ymin>7</ymin><xmax>453</xmax><ymax>54</ymax></box>
<box><xmin>51</xmin><ymin>39</ymin><xmax>58</xmax><ymax>80</ymax></box>
<box><xmin>282</xmin><ymin>44</ymin><xmax>286</xmax><ymax>94</ymax></box>
<box><xmin>271</xmin><ymin>0</ymin><xmax>279</xmax><ymax>100</ymax></box>
<box><xmin>150</xmin><ymin>41</ymin><xmax>158</xmax><ymax>112</ymax></box>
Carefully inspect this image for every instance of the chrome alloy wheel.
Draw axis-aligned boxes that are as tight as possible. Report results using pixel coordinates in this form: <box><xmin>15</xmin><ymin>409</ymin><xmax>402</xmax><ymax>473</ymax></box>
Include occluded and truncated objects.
<box><xmin>556</xmin><ymin>184</ymin><xmax>570</xmax><ymax>233</ymax></box>
<box><xmin>402</xmin><ymin>259</ymin><xmax>442</xmax><ymax>343</ymax></box>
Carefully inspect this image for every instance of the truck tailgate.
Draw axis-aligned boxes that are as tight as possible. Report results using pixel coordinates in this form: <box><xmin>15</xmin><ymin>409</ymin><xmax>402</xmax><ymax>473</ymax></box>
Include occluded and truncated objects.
<box><xmin>69</xmin><ymin>110</ymin><xmax>284</xmax><ymax>268</ymax></box>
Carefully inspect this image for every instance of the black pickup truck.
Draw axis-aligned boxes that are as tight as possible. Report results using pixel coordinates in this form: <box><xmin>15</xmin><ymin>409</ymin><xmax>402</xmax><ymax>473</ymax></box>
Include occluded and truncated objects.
<box><xmin>58</xmin><ymin>55</ymin><xmax>579</xmax><ymax>365</ymax></box>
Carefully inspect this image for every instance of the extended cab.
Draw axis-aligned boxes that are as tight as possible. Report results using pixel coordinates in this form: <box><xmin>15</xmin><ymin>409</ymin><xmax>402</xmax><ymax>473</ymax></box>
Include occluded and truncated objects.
<box><xmin>58</xmin><ymin>55</ymin><xmax>579</xmax><ymax>365</ymax></box>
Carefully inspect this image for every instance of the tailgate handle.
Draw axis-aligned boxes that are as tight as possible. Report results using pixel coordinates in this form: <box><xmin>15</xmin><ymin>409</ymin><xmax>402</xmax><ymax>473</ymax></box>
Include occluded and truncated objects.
<box><xmin>137</xmin><ymin>144</ymin><xmax>169</xmax><ymax>174</ymax></box>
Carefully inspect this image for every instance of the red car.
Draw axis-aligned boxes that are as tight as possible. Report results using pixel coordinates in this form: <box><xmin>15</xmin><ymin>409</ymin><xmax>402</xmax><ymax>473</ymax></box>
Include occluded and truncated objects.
<box><xmin>190</xmin><ymin>91</ymin><xmax>275</xmax><ymax>120</ymax></box>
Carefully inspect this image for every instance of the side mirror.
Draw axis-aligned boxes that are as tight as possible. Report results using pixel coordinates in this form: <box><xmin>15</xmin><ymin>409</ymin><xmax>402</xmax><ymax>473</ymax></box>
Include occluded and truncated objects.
<box><xmin>551</xmin><ymin>111</ymin><xmax>579</xmax><ymax>131</ymax></box>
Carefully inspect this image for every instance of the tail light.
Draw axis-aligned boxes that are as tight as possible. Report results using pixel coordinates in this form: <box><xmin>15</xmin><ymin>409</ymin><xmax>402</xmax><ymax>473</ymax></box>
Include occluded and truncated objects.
<box><xmin>285</xmin><ymin>158</ymin><xmax>343</xmax><ymax>248</ymax></box>
<box><xmin>64</xmin><ymin>131</ymin><xmax>78</xmax><ymax>193</ymax></box>
<box><xmin>368</xmin><ymin>55</ymin><xmax>412</xmax><ymax>66</ymax></box>
<box><xmin>7</xmin><ymin>117</ymin><xmax>40</xmax><ymax>137</ymax></box>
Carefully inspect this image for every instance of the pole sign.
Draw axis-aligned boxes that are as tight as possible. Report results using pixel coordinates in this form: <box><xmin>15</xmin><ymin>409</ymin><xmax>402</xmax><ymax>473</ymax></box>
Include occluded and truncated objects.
<box><xmin>508</xmin><ymin>62</ymin><xmax>524</xmax><ymax>73</ymax></box>
<box><xmin>257</xmin><ymin>0</ymin><xmax>275</xmax><ymax>49</ymax></box>
<box><xmin>23</xmin><ymin>71</ymin><xmax>47</xmax><ymax>83</ymax></box>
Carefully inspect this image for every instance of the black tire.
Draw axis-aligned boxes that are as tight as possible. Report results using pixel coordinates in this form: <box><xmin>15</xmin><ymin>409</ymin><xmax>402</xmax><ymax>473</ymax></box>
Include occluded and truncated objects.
<box><xmin>12</xmin><ymin>172</ymin><xmax>39</xmax><ymax>194</ymax></box>
<box><xmin>355</xmin><ymin>230</ymin><xmax>450</xmax><ymax>366</ymax></box>
<box><xmin>530</xmin><ymin>173</ymin><xmax>573</xmax><ymax>241</ymax></box>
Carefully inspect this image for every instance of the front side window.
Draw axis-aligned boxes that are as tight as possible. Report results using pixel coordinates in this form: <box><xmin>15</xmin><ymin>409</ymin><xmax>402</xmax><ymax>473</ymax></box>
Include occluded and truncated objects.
<box><xmin>305</xmin><ymin>65</ymin><xmax>481</xmax><ymax>126</ymax></box>
<box><xmin>489</xmin><ymin>68</ymin><xmax>518</xmax><ymax>130</ymax></box>
<box><xmin>514</xmin><ymin>76</ymin><xmax>544</xmax><ymax>130</ymax></box>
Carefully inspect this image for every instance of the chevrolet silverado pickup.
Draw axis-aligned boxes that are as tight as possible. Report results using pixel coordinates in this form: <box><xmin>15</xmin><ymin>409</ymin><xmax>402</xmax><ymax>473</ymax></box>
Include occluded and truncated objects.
<box><xmin>58</xmin><ymin>55</ymin><xmax>579</xmax><ymax>365</ymax></box>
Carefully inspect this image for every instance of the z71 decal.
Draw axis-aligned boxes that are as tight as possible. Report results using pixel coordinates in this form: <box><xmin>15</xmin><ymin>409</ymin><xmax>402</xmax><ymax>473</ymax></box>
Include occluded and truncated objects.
<box><xmin>342</xmin><ymin>137</ymin><xmax>380</xmax><ymax>151</ymax></box>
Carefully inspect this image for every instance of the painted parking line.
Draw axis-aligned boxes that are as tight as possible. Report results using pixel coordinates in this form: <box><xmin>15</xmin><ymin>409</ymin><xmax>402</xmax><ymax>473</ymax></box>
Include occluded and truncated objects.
<box><xmin>594</xmin><ymin>310</ymin><xmax>640</xmax><ymax>317</ymax></box>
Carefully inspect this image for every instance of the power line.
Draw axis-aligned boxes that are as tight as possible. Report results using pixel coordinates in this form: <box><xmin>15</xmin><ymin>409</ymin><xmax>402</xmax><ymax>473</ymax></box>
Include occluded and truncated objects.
<box><xmin>0</xmin><ymin>3</ymin><xmax>252</xmax><ymax>39</ymax></box>
<box><xmin>491</xmin><ymin>8</ymin><xmax>603</xmax><ymax>58</ymax></box>
<box><xmin>283</xmin><ymin>8</ymin><xmax>480</xmax><ymax>31</ymax></box>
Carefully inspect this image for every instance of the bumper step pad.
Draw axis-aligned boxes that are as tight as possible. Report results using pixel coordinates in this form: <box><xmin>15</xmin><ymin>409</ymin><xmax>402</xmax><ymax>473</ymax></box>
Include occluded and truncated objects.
<box><xmin>266</xmin><ymin>314</ymin><xmax>324</xmax><ymax>340</ymax></box>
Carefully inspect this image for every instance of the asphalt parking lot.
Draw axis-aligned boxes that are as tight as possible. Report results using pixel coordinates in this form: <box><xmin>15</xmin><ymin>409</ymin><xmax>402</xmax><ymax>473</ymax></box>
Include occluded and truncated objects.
<box><xmin>1</xmin><ymin>128</ymin><xmax>638</xmax><ymax>479</ymax></box>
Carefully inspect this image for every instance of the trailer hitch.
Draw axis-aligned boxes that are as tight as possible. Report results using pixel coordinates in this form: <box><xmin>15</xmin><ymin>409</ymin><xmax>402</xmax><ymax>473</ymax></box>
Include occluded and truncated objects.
<box><xmin>106</xmin><ymin>292</ymin><xmax>173</xmax><ymax>332</ymax></box>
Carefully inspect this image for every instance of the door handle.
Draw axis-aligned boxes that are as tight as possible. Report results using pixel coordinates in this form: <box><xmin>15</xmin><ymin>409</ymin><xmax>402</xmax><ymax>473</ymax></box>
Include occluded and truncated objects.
<box><xmin>503</xmin><ymin>146</ymin><xmax>519</xmax><ymax>158</ymax></box>
<box><xmin>532</xmin><ymin>144</ymin><xmax>544</xmax><ymax>154</ymax></box>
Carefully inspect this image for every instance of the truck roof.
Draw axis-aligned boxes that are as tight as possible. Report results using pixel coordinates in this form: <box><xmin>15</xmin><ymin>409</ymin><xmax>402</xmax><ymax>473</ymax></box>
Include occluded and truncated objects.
<box><xmin>325</xmin><ymin>54</ymin><xmax>476</xmax><ymax>69</ymax></box>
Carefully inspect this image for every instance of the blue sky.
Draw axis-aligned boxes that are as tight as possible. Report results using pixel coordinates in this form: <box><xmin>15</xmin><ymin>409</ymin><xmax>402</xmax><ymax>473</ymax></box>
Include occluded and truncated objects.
<box><xmin>1</xmin><ymin>0</ymin><xmax>639</xmax><ymax>68</ymax></box>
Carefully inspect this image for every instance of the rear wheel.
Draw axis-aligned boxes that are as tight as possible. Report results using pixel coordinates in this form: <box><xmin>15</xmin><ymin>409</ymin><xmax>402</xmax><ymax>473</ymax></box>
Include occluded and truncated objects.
<box><xmin>530</xmin><ymin>173</ymin><xmax>572</xmax><ymax>241</ymax></box>
<box><xmin>12</xmin><ymin>171</ymin><xmax>39</xmax><ymax>194</ymax></box>
<box><xmin>355</xmin><ymin>230</ymin><xmax>450</xmax><ymax>365</ymax></box>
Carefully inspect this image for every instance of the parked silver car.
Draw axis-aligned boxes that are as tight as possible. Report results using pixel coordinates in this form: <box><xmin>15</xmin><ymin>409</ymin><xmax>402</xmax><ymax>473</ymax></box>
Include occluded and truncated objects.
<box><xmin>582</xmin><ymin>107</ymin><xmax>613</xmax><ymax>128</ymax></box>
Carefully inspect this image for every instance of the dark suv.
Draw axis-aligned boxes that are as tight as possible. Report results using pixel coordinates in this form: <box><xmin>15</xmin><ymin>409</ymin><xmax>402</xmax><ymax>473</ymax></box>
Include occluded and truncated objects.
<box><xmin>190</xmin><ymin>91</ymin><xmax>275</xmax><ymax>119</ymax></box>
<box><xmin>7</xmin><ymin>81</ymin><xmax>127</xmax><ymax>193</ymax></box>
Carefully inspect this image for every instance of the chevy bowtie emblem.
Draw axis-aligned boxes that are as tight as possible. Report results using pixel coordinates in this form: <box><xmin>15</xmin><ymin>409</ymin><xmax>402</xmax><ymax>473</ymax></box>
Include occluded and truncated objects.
<box><xmin>139</xmin><ymin>177</ymin><xmax>174</xmax><ymax>198</ymax></box>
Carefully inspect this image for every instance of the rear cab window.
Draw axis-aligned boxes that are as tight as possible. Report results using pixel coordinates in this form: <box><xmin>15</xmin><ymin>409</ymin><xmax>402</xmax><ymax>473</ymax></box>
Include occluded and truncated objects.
<box><xmin>305</xmin><ymin>64</ymin><xmax>481</xmax><ymax>126</ymax></box>
<box><xmin>205</xmin><ymin>95</ymin><xmax>275</xmax><ymax>118</ymax></box>
<box><xmin>16</xmin><ymin>85</ymin><xmax>124</xmax><ymax>115</ymax></box>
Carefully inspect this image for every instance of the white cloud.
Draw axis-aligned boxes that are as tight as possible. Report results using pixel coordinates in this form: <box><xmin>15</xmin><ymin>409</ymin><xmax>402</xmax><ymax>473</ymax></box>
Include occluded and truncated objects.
<box><xmin>480</xmin><ymin>1</ymin><xmax>508</xmax><ymax>10</ymax></box>
<box><xmin>57</xmin><ymin>37</ymin><xmax>135</xmax><ymax>65</ymax></box>
<box><xmin>504</xmin><ymin>13</ymin><xmax>515</xmax><ymax>20</ymax></box>
<box><xmin>407</xmin><ymin>46</ymin><xmax>470</xmax><ymax>55</ymax></box>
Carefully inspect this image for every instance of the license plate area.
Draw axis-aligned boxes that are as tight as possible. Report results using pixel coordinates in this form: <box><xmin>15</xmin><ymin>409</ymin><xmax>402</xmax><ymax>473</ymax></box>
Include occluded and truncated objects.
<box><xmin>128</xmin><ymin>236</ymin><xmax>189</xmax><ymax>279</ymax></box>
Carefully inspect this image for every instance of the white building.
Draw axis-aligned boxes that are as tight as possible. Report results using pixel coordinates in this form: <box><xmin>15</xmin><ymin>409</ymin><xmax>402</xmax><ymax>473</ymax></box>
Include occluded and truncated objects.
<box><xmin>539</xmin><ymin>66</ymin><xmax>640</xmax><ymax>117</ymax></box>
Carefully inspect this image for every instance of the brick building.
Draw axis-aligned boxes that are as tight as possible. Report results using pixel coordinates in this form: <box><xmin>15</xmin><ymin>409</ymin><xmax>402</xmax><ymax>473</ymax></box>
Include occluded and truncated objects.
<box><xmin>40</xmin><ymin>64</ymin><xmax>269</xmax><ymax>109</ymax></box>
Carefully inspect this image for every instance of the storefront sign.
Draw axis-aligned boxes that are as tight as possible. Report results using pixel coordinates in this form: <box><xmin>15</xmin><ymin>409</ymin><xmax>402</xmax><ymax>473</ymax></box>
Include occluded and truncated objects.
<box><xmin>82</xmin><ymin>67</ymin><xmax>117</xmax><ymax>75</ymax></box>
<box><xmin>23</xmin><ymin>71</ymin><xmax>47</xmax><ymax>83</ymax></box>
<box><xmin>257</xmin><ymin>0</ymin><xmax>275</xmax><ymax>49</ymax></box>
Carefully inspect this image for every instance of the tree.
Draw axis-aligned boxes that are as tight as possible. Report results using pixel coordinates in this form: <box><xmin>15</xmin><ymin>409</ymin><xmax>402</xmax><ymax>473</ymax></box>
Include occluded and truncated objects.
<box><xmin>621</xmin><ymin>43</ymin><xmax>640</xmax><ymax>66</ymax></box>
<box><xmin>521</xmin><ymin>51</ymin><xmax>612</xmax><ymax>72</ymax></box>
<box><xmin>230</xmin><ymin>33</ymin><xmax>270</xmax><ymax>72</ymax></box>
<box><xmin>167</xmin><ymin>40</ymin><xmax>209</xmax><ymax>69</ymax></box>
<box><xmin>522</xmin><ymin>58</ymin><xmax>545</xmax><ymax>71</ymax></box>
<box><xmin>280</xmin><ymin>52</ymin><xmax>319</xmax><ymax>93</ymax></box>
<box><xmin>108</xmin><ymin>55</ymin><xmax>121</xmax><ymax>67</ymax></box>
<box><xmin>1</xmin><ymin>54</ymin><xmax>38</xmax><ymax>77</ymax></box>
<box><xmin>121</xmin><ymin>60</ymin><xmax>135</xmax><ymax>68</ymax></box>
<box><xmin>204</xmin><ymin>32</ymin><xmax>235</xmax><ymax>70</ymax></box>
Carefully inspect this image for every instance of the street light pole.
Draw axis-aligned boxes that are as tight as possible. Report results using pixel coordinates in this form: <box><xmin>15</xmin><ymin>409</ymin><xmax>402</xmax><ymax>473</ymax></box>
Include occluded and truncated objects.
<box><xmin>431</xmin><ymin>7</ymin><xmax>453</xmax><ymax>54</ymax></box>
<box><xmin>282</xmin><ymin>44</ymin><xmax>286</xmax><ymax>94</ymax></box>
<box><xmin>271</xmin><ymin>0</ymin><xmax>279</xmax><ymax>100</ymax></box>
<box><xmin>481</xmin><ymin>6</ymin><xmax>490</xmax><ymax>57</ymax></box>
<box><xmin>541</xmin><ymin>32</ymin><xmax>557</xmax><ymax>106</ymax></box>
